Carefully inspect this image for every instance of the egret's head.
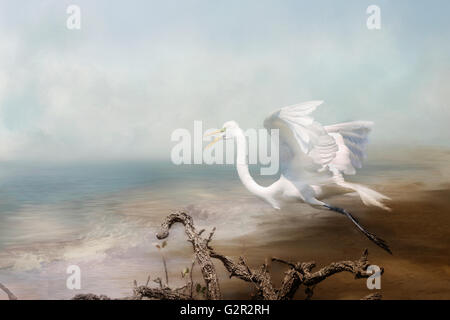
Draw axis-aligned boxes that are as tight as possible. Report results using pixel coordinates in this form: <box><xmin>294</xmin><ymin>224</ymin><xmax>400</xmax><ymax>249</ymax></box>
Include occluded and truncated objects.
<box><xmin>204</xmin><ymin>120</ymin><xmax>240</xmax><ymax>149</ymax></box>
<box><xmin>222</xmin><ymin>121</ymin><xmax>240</xmax><ymax>139</ymax></box>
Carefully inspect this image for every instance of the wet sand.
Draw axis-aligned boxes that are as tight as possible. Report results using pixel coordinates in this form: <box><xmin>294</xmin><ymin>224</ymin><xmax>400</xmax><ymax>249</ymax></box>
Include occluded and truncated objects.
<box><xmin>212</xmin><ymin>187</ymin><xmax>450</xmax><ymax>299</ymax></box>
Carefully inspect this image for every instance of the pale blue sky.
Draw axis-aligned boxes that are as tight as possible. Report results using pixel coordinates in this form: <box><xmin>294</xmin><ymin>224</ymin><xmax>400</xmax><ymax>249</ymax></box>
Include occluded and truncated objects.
<box><xmin>0</xmin><ymin>0</ymin><xmax>449</xmax><ymax>161</ymax></box>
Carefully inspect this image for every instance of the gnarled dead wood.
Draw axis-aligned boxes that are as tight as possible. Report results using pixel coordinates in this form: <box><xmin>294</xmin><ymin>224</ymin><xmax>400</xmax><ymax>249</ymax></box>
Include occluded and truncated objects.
<box><xmin>72</xmin><ymin>286</ymin><xmax>190</xmax><ymax>300</ymax></box>
<box><xmin>274</xmin><ymin>249</ymin><xmax>380</xmax><ymax>299</ymax></box>
<box><xmin>72</xmin><ymin>293</ymin><xmax>112</xmax><ymax>300</ymax></box>
<box><xmin>209</xmin><ymin>252</ymin><xmax>278</xmax><ymax>299</ymax></box>
<box><xmin>158</xmin><ymin>211</ymin><xmax>382</xmax><ymax>300</ymax></box>
<box><xmin>133</xmin><ymin>286</ymin><xmax>191</xmax><ymax>300</ymax></box>
<box><xmin>211</xmin><ymin>249</ymin><xmax>377</xmax><ymax>300</ymax></box>
<box><xmin>71</xmin><ymin>211</ymin><xmax>383</xmax><ymax>300</ymax></box>
<box><xmin>72</xmin><ymin>278</ymin><xmax>192</xmax><ymax>300</ymax></box>
<box><xmin>156</xmin><ymin>212</ymin><xmax>221</xmax><ymax>300</ymax></box>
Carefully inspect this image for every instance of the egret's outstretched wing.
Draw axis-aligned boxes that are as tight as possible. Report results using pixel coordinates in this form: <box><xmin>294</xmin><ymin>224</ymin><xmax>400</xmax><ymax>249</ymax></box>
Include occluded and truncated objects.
<box><xmin>324</xmin><ymin>121</ymin><xmax>373</xmax><ymax>175</ymax></box>
<box><xmin>264</xmin><ymin>101</ymin><xmax>338</xmax><ymax>184</ymax></box>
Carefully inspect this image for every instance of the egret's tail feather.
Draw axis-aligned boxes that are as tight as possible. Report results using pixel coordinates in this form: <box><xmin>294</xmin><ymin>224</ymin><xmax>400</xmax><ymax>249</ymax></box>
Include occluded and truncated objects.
<box><xmin>339</xmin><ymin>181</ymin><xmax>391</xmax><ymax>211</ymax></box>
<box><xmin>324</xmin><ymin>204</ymin><xmax>392</xmax><ymax>254</ymax></box>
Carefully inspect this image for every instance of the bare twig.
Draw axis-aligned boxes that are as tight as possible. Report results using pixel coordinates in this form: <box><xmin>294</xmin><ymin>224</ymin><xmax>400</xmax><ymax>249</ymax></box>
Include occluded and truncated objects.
<box><xmin>153</xmin><ymin>277</ymin><xmax>164</xmax><ymax>289</ymax></box>
<box><xmin>161</xmin><ymin>252</ymin><xmax>169</xmax><ymax>286</ymax></box>
<box><xmin>0</xmin><ymin>282</ymin><xmax>18</xmax><ymax>300</ymax></box>
<box><xmin>190</xmin><ymin>259</ymin><xmax>195</xmax><ymax>298</ymax></box>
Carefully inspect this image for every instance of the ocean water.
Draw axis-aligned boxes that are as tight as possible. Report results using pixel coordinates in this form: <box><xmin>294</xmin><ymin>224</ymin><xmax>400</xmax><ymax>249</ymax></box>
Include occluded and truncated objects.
<box><xmin>0</xmin><ymin>147</ymin><xmax>449</xmax><ymax>299</ymax></box>
<box><xmin>0</xmin><ymin>161</ymin><xmax>281</xmax><ymax>299</ymax></box>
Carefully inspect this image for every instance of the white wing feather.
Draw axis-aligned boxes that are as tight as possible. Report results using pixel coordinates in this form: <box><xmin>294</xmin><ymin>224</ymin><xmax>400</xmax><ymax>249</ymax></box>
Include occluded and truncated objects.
<box><xmin>264</xmin><ymin>101</ymin><xmax>337</xmax><ymax>184</ymax></box>
<box><xmin>324</xmin><ymin>121</ymin><xmax>373</xmax><ymax>175</ymax></box>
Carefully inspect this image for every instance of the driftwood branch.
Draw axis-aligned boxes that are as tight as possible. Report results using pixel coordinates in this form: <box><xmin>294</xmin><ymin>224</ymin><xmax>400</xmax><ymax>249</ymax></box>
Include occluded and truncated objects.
<box><xmin>159</xmin><ymin>211</ymin><xmax>382</xmax><ymax>300</ymax></box>
<box><xmin>211</xmin><ymin>248</ymin><xmax>376</xmax><ymax>300</ymax></box>
<box><xmin>0</xmin><ymin>282</ymin><xmax>18</xmax><ymax>300</ymax></box>
<box><xmin>133</xmin><ymin>286</ymin><xmax>191</xmax><ymax>300</ymax></box>
<box><xmin>73</xmin><ymin>282</ymin><xmax>192</xmax><ymax>300</ymax></box>
<box><xmin>156</xmin><ymin>212</ymin><xmax>221</xmax><ymax>300</ymax></box>
<box><xmin>72</xmin><ymin>211</ymin><xmax>383</xmax><ymax>300</ymax></box>
<box><xmin>72</xmin><ymin>293</ymin><xmax>112</xmax><ymax>300</ymax></box>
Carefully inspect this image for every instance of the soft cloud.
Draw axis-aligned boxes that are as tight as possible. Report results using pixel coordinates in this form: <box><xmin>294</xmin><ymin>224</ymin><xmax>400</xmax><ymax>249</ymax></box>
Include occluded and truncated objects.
<box><xmin>0</xmin><ymin>1</ymin><xmax>449</xmax><ymax>162</ymax></box>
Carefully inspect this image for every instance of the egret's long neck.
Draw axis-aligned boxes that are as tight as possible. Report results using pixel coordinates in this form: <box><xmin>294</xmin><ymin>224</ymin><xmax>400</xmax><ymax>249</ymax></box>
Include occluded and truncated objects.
<box><xmin>235</xmin><ymin>129</ymin><xmax>267</xmax><ymax>198</ymax></box>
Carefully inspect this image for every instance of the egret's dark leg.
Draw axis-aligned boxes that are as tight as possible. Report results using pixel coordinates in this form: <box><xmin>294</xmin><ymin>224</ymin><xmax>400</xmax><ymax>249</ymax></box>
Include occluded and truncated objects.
<box><xmin>324</xmin><ymin>204</ymin><xmax>392</xmax><ymax>254</ymax></box>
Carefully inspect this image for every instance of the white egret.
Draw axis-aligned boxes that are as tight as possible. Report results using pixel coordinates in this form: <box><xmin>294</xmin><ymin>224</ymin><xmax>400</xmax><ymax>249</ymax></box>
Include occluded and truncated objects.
<box><xmin>205</xmin><ymin>101</ymin><xmax>392</xmax><ymax>254</ymax></box>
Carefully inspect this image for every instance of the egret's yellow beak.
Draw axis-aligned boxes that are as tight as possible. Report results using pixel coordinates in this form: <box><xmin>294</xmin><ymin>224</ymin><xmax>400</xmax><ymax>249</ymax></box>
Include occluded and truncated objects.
<box><xmin>204</xmin><ymin>128</ymin><xmax>225</xmax><ymax>150</ymax></box>
<box><xmin>204</xmin><ymin>129</ymin><xmax>224</xmax><ymax>137</ymax></box>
